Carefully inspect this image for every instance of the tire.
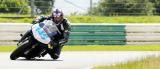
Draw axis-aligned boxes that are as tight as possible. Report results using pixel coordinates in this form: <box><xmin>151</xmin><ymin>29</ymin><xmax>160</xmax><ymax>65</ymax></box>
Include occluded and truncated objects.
<box><xmin>25</xmin><ymin>57</ymin><xmax>32</xmax><ymax>60</ymax></box>
<box><xmin>10</xmin><ymin>40</ymin><xmax>31</xmax><ymax>60</ymax></box>
<box><xmin>51</xmin><ymin>55</ymin><xmax>59</xmax><ymax>60</ymax></box>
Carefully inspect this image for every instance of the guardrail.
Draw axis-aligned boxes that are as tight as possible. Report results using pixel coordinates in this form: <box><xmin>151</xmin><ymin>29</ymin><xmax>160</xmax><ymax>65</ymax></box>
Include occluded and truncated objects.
<box><xmin>126</xmin><ymin>24</ymin><xmax>160</xmax><ymax>44</ymax></box>
<box><xmin>1</xmin><ymin>23</ymin><xmax>160</xmax><ymax>45</ymax></box>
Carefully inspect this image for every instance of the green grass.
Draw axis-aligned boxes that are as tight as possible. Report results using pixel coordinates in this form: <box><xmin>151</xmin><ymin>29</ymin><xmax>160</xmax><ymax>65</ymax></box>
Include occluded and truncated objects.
<box><xmin>0</xmin><ymin>18</ymin><xmax>32</xmax><ymax>23</ymax></box>
<box><xmin>0</xmin><ymin>46</ymin><xmax>16</xmax><ymax>52</ymax></box>
<box><xmin>0</xmin><ymin>13</ymin><xmax>31</xmax><ymax>17</ymax></box>
<box><xmin>92</xmin><ymin>56</ymin><xmax>160</xmax><ymax>69</ymax></box>
<box><xmin>1</xmin><ymin>45</ymin><xmax>160</xmax><ymax>52</ymax></box>
<box><xmin>62</xmin><ymin>45</ymin><xmax>160</xmax><ymax>51</ymax></box>
<box><xmin>1</xmin><ymin>14</ymin><xmax>160</xmax><ymax>23</ymax></box>
<box><xmin>68</xmin><ymin>16</ymin><xmax>160</xmax><ymax>23</ymax></box>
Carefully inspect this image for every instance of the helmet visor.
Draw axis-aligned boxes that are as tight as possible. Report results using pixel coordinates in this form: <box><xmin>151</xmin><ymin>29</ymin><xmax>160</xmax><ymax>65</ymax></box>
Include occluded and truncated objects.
<box><xmin>53</xmin><ymin>12</ymin><xmax>61</xmax><ymax>17</ymax></box>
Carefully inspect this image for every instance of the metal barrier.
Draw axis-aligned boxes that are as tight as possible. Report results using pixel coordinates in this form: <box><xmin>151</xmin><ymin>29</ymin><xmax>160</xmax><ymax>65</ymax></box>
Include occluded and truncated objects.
<box><xmin>1</xmin><ymin>23</ymin><xmax>160</xmax><ymax>45</ymax></box>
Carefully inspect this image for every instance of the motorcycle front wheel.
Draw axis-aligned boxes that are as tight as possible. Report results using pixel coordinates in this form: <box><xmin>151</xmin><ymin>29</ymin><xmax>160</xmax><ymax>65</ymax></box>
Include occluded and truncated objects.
<box><xmin>10</xmin><ymin>39</ymin><xmax>31</xmax><ymax>60</ymax></box>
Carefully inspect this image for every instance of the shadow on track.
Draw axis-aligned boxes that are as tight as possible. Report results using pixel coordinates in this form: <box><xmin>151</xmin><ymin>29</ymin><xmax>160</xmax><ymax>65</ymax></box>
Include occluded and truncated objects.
<box><xmin>17</xmin><ymin>59</ymin><xmax>63</xmax><ymax>61</ymax></box>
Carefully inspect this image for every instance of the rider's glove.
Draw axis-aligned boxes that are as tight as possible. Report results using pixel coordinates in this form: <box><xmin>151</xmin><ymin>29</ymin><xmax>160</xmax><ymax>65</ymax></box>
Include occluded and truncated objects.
<box><xmin>32</xmin><ymin>15</ymin><xmax>45</xmax><ymax>24</ymax></box>
<box><xmin>59</xmin><ymin>39</ymin><xmax>67</xmax><ymax>46</ymax></box>
<box><xmin>32</xmin><ymin>20</ymin><xmax>39</xmax><ymax>24</ymax></box>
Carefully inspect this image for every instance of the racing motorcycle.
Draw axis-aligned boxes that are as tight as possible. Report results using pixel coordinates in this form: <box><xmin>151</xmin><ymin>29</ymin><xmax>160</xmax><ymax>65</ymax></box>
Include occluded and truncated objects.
<box><xmin>10</xmin><ymin>20</ymin><xmax>59</xmax><ymax>60</ymax></box>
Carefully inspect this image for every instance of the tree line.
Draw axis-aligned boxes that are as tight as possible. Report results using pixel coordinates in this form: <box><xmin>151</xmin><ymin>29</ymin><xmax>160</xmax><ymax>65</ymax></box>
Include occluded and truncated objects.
<box><xmin>89</xmin><ymin>0</ymin><xmax>160</xmax><ymax>16</ymax></box>
<box><xmin>0</xmin><ymin>0</ymin><xmax>54</xmax><ymax>14</ymax></box>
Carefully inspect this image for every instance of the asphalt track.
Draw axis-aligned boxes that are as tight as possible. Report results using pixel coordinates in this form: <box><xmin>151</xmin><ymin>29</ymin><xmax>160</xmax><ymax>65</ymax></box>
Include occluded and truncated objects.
<box><xmin>0</xmin><ymin>51</ymin><xmax>160</xmax><ymax>69</ymax></box>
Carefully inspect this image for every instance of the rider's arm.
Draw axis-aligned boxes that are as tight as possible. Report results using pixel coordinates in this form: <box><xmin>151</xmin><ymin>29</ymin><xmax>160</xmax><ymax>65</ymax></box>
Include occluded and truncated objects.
<box><xmin>32</xmin><ymin>15</ymin><xmax>48</xmax><ymax>24</ymax></box>
<box><xmin>59</xmin><ymin>20</ymin><xmax>71</xmax><ymax>45</ymax></box>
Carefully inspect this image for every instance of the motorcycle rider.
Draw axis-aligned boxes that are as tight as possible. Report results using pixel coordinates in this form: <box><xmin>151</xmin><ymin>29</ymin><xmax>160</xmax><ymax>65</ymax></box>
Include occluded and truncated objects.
<box><xmin>19</xmin><ymin>8</ymin><xmax>71</xmax><ymax>59</ymax></box>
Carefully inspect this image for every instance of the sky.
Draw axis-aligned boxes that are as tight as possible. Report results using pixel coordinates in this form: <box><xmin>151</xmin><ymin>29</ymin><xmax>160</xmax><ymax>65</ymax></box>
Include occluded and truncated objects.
<box><xmin>54</xmin><ymin>0</ymin><xmax>100</xmax><ymax>15</ymax></box>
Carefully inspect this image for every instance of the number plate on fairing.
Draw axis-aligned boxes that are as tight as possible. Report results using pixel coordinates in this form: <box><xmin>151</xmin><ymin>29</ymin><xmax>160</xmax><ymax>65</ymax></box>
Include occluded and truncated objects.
<box><xmin>32</xmin><ymin>23</ymin><xmax>51</xmax><ymax>44</ymax></box>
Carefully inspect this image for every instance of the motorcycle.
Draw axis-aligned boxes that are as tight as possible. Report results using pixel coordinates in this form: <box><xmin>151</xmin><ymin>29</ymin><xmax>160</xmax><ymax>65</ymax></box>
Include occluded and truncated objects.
<box><xmin>10</xmin><ymin>20</ymin><xmax>58</xmax><ymax>60</ymax></box>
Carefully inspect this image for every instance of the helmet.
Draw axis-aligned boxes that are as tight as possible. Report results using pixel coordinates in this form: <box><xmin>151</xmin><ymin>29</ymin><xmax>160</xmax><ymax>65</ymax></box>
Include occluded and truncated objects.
<box><xmin>51</xmin><ymin>8</ymin><xmax>64</xmax><ymax>23</ymax></box>
<box><xmin>51</xmin><ymin>8</ymin><xmax>63</xmax><ymax>18</ymax></box>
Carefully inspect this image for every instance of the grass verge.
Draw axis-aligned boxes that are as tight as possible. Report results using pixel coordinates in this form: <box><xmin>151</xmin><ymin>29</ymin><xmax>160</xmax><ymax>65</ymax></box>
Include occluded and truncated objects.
<box><xmin>92</xmin><ymin>56</ymin><xmax>160</xmax><ymax>69</ymax></box>
<box><xmin>1</xmin><ymin>15</ymin><xmax>160</xmax><ymax>23</ymax></box>
<box><xmin>62</xmin><ymin>45</ymin><xmax>160</xmax><ymax>51</ymax></box>
<box><xmin>0</xmin><ymin>18</ymin><xmax>32</xmax><ymax>23</ymax></box>
<box><xmin>1</xmin><ymin>45</ymin><xmax>160</xmax><ymax>52</ymax></box>
<box><xmin>68</xmin><ymin>16</ymin><xmax>160</xmax><ymax>23</ymax></box>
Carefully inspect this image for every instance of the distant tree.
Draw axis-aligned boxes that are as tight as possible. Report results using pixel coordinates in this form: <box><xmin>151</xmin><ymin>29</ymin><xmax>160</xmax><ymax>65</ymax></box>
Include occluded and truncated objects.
<box><xmin>89</xmin><ymin>0</ymin><xmax>155</xmax><ymax>16</ymax></box>
<box><xmin>154</xmin><ymin>0</ymin><xmax>160</xmax><ymax>15</ymax></box>
<box><xmin>34</xmin><ymin>0</ymin><xmax>54</xmax><ymax>14</ymax></box>
<box><xmin>0</xmin><ymin>0</ymin><xmax>29</xmax><ymax>13</ymax></box>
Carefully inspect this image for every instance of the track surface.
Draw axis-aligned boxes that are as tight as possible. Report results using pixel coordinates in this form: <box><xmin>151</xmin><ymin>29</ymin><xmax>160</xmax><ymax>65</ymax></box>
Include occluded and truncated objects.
<box><xmin>0</xmin><ymin>51</ymin><xmax>160</xmax><ymax>69</ymax></box>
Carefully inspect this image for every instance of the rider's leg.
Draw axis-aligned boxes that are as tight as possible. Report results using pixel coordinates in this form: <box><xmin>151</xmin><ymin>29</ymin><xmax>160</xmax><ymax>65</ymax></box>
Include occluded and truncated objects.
<box><xmin>48</xmin><ymin>41</ymin><xmax>63</xmax><ymax>60</ymax></box>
